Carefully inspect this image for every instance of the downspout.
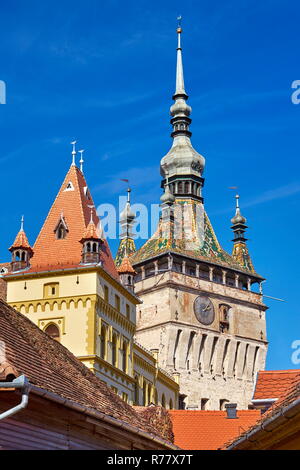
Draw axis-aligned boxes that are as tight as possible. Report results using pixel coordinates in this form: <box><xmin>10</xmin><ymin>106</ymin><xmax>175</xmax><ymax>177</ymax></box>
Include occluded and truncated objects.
<box><xmin>0</xmin><ymin>375</ymin><xmax>30</xmax><ymax>420</ymax></box>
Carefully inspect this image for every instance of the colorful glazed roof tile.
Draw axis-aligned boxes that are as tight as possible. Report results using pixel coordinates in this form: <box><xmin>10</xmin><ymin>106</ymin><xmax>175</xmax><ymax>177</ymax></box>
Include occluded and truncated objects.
<box><xmin>253</xmin><ymin>369</ymin><xmax>300</xmax><ymax>400</ymax></box>
<box><xmin>169</xmin><ymin>409</ymin><xmax>260</xmax><ymax>450</ymax></box>
<box><xmin>232</xmin><ymin>242</ymin><xmax>254</xmax><ymax>272</ymax></box>
<box><xmin>115</xmin><ymin>237</ymin><xmax>136</xmax><ymax>267</ymax></box>
<box><xmin>131</xmin><ymin>201</ymin><xmax>258</xmax><ymax>276</ymax></box>
<box><xmin>0</xmin><ymin>298</ymin><xmax>174</xmax><ymax>444</ymax></box>
<box><xmin>22</xmin><ymin>164</ymin><xmax>118</xmax><ymax>280</ymax></box>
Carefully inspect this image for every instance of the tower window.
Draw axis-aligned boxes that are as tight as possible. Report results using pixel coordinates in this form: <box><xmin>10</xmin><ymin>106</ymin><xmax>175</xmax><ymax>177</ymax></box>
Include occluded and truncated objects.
<box><xmin>104</xmin><ymin>285</ymin><xmax>109</xmax><ymax>302</ymax></box>
<box><xmin>126</xmin><ymin>304</ymin><xmax>130</xmax><ymax>319</ymax></box>
<box><xmin>43</xmin><ymin>283</ymin><xmax>59</xmax><ymax>298</ymax></box>
<box><xmin>201</xmin><ymin>398</ymin><xmax>209</xmax><ymax>410</ymax></box>
<box><xmin>115</xmin><ymin>295</ymin><xmax>120</xmax><ymax>312</ymax></box>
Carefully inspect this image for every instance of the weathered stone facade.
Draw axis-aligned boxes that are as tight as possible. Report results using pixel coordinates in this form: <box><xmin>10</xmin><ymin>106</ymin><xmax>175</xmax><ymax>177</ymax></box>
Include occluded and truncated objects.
<box><xmin>133</xmin><ymin>255</ymin><xmax>268</xmax><ymax>410</ymax></box>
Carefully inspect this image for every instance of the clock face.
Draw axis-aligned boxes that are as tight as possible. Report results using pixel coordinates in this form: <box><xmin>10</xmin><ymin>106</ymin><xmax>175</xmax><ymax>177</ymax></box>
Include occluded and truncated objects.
<box><xmin>194</xmin><ymin>295</ymin><xmax>215</xmax><ymax>325</ymax></box>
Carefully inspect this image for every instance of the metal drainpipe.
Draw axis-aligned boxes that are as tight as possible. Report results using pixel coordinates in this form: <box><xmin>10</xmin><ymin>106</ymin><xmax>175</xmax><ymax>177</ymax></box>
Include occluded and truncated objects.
<box><xmin>0</xmin><ymin>375</ymin><xmax>30</xmax><ymax>420</ymax></box>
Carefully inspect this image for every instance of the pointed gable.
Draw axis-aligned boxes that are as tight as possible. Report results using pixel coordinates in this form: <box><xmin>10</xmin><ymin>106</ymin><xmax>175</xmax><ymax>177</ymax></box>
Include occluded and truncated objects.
<box><xmin>31</xmin><ymin>165</ymin><xmax>119</xmax><ymax>279</ymax></box>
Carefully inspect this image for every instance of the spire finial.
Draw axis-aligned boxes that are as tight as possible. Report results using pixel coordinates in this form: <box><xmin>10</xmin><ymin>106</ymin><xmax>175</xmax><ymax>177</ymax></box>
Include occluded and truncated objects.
<box><xmin>174</xmin><ymin>16</ymin><xmax>186</xmax><ymax>97</ymax></box>
<box><xmin>177</xmin><ymin>16</ymin><xmax>182</xmax><ymax>47</ymax></box>
<box><xmin>20</xmin><ymin>215</ymin><xmax>24</xmax><ymax>231</ymax></box>
<box><xmin>71</xmin><ymin>140</ymin><xmax>77</xmax><ymax>166</ymax></box>
<box><xmin>231</xmin><ymin>194</ymin><xmax>247</xmax><ymax>227</ymax></box>
<box><xmin>79</xmin><ymin>149</ymin><xmax>84</xmax><ymax>172</ymax></box>
<box><xmin>127</xmin><ymin>186</ymin><xmax>131</xmax><ymax>204</ymax></box>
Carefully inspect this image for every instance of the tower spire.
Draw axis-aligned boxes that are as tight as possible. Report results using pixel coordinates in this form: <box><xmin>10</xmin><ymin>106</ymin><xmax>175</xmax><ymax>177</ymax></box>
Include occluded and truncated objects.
<box><xmin>174</xmin><ymin>16</ymin><xmax>187</xmax><ymax>98</ymax></box>
<box><xmin>160</xmin><ymin>19</ymin><xmax>205</xmax><ymax>202</ymax></box>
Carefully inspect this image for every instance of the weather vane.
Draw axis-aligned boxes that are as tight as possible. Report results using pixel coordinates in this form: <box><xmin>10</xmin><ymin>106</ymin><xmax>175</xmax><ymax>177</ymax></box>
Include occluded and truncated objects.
<box><xmin>177</xmin><ymin>15</ymin><xmax>182</xmax><ymax>28</ymax></box>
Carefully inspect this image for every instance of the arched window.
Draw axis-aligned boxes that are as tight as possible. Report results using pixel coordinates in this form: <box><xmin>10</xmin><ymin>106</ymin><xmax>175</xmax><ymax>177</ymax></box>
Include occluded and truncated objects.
<box><xmin>112</xmin><ymin>334</ymin><xmax>117</xmax><ymax>367</ymax></box>
<box><xmin>21</xmin><ymin>251</ymin><xmax>26</xmax><ymax>261</ymax></box>
<box><xmin>148</xmin><ymin>384</ymin><xmax>152</xmax><ymax>405</ymax></box>
<box><xmin>104</xmin><ymin>285</ymin><xmax>109</xmax><ymax>302</ymax></box>
<box><xmin>92</xmin><ymin>242</ymin><xmax>97</xmax><ymax>253</ymax></box>
<box><xmin>143</xmin><ymin>381</ymin><xmax>147</xmax><ymax>406</ymax></box>
<box><xmin>44</xmin><ymin>323</ymin><xmax>60</xmax><ymax>342</ymax></box>
<box><xmin>15</xmin><ymin>251</ymin><xmax>20</xmax><ymax>261</ymax></box>
<box><xmin>122</xmin><ymin>341</ymin><xmax>128</xmax><ymax>372</ymax></box>
<box><xmin>134</xmin><ymin>376</ymin><xmax>139</xmax><ymax>405</ymax></box>
<box><xmin>86</xmin><ymin>242</ymin><xmax>91</xmax><ymax>253</ymax></box>
<box><xmin>154</xmin><ymin>389</ymin><xmax>158</xmax><ymax>405</ymax></box>
<box><xmin>161</xmin><ymin>394</ymin><xmax>166</xmax><ymax>408</ymax></box>
<box><xmin>169</xmin><ymin>399</ymin><xmax>173</xmax><ymax>410</ymax></box>
<box><xmin>100</xmin><ymin>326</ymin><xmax>107</xmax><ymax>359</ymax></box>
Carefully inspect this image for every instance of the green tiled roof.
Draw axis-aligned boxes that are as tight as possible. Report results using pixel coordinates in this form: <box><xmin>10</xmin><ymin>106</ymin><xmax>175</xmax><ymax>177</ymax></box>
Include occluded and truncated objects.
<box><xmin>130</xmin><ymin>206</ymin><xmax>257</xmax><ymax>276</ymax></box>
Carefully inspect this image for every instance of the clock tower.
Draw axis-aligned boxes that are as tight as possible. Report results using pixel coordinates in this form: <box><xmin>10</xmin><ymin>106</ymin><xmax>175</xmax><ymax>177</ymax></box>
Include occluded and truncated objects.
<box><xmin>117</xmin><ymin>23</ymin><xmax>268</xmax><ymax>410</ymax></box>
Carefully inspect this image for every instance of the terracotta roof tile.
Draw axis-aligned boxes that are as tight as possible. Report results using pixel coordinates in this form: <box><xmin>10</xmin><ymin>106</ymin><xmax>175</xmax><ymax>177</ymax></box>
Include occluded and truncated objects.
<box><xmin>9</xmin><ymin>230</ymin><xmax>32</xmax><ymax>251</ymax></box>
<box><xmin>0</xmin><ymin>299</ymin><xmax>171</xmax><ymax>442</ymax></box>
<box><xmin>27</xmin><ymin>165</ymin><xmax>118</xmax><ymax>280</ymax></box>
<box><xmin>253</xmin><ymin>369</ymin><xmax>300</xmax><ymax>400</ymax></box>
<box><xmin>169</xmin><ymin>410</ymin><xmax>260</xmax><ymax>450</ymax></box>
<box><xmin>224</xmin><ymin>370</ymin><xmax>300</xmax><ymax>448</ymax></box>
<box><xmin>117</xmin><ymin>256</ymin><xmax>136</xmax><ymax>274</ymax></box>
<box><xmin>81</xmin><ymin>220</ymin><xmax>101</xmax><ymax>241</ymax></box>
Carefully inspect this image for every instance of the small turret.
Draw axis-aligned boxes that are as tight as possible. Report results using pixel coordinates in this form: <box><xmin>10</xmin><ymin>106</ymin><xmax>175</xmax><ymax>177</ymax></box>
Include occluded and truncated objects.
<box><xmin>80</xmin><ymin>211</ymin><xmax>103</xmax><ymax>264</ymax></box>
<box><xmin>115</xmin><ymin>187</ymin><xmax>136</xmax><ymax>267</ymax></box>
<box><xmin>231</xmin><ymin>195</ymin><xmax>254</xmax><ymax>272</ymax></box>
<box><xmin>9</xmin><ymin>217</ymin><xmax>33</xmax><ymax>272</ymax></box>
<box><xmin>117</xmin><ymin>256</ymin><xmax>136</xmax><ymax>292</ymax></box>
<box><xmin>231</xmin><ymin>195</ymin><xmax>247</xmax><ymax>242</ymax></box>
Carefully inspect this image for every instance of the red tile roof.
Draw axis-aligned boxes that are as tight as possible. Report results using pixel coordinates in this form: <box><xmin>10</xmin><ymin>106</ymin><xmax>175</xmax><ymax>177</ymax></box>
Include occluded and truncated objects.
<box><xmin>225</xmin><ymin>370</ymin><xmax>300</xmax><ymax>449</ymax></box>
<box><xmin>28</xmin><ymin>165</ymin><xmax>118</xmax><ymax>280</ymax></box>
<box><xmin>0</xmin><ymin>298</ymin><xmax>173</xmax><ymax>444</ymax></box>
<box><xmin>9</xmin><ymin>229</ymin><xmax>32</xmax><ymax>251</ymax></box>
<box><xmin>253</xmin><ymin>369</ymin><xmax>300</xmax><ymax>400</ymax></box>
<box><xmin>117</xmin><ymin>256</ymin><xmax>136</xmax><ymax>274</ymax></box>
<box><xmin>81</xmin><ymin>220</ymin><xmax>102</xmax><ymax>241</ymax></box>
<box><xmin>169</xmin><ymin>410</ymin><xmax>260</xmax><ymax>450</ymax></box>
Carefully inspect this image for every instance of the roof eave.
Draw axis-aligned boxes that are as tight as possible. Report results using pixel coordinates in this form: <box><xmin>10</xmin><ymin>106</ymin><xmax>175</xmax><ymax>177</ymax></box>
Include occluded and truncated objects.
<box><xmin>30</xmin><ymin>384</ymin><xmax>178</xmax><ymax>450</ymax></box>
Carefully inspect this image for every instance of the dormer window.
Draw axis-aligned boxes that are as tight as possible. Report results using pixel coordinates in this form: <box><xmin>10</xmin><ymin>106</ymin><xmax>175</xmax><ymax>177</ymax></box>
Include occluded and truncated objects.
<box><xmin>54</xmin><ymin>215</ymin><xmax>69</xmax><ymax>240</ymax></box>
<box><xmin>64</xmin><ymin>181</ymin><xmax>74</xmax><ymax>192</ymax></box>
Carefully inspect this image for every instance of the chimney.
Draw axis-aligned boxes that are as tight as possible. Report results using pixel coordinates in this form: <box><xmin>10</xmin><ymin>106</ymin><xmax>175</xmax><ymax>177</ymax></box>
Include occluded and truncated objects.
<box><xmin>225</xmin><ymin>403</ymin><xmax>237</xmax><ymax>419</ymax></box>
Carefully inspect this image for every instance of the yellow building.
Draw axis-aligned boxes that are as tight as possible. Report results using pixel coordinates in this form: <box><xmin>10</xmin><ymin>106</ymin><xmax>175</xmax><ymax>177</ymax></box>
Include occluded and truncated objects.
<box><xmin>3</xmin><ymin>153</ymin><xmax>178</xmax><ymax>408</ymax></box>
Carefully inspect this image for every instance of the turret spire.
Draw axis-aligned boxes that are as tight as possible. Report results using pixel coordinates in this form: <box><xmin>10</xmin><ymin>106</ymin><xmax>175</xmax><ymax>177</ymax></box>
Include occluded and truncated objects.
<box><xmin>231</xmin><ymin>194</ymin><xmax>247</xmax><ymax>240</ymax></box>
<box><xmin>231</xmin><ymin>194</ymin><xmax>255</xmax><ymax>272</ymax></box>
<box><xmin>115</xmin><ymin>187</ymin><xmax>136</xmax><ymax>267</ymax></box>
<box><xmin>79</xmin><ymin>149</ymin><xmax>84</xmax><ymax>172</ymax></box>
<box><xmin>160</xmin><ymin>20</ymin><xmax>205</xmax><ymax>202</ymax></box>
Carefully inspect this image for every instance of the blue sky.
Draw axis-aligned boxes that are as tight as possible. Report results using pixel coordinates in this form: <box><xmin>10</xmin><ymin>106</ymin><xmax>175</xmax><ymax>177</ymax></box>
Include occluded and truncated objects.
<box><xmin>0</xmin><ymin>0</ymin><xmax>299</xmax><ymax>370</ymax></box>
